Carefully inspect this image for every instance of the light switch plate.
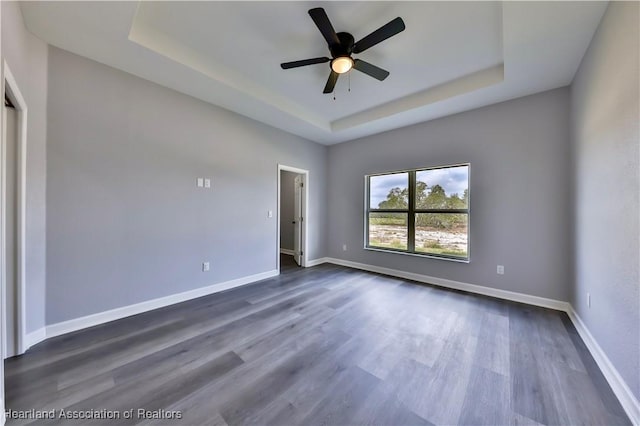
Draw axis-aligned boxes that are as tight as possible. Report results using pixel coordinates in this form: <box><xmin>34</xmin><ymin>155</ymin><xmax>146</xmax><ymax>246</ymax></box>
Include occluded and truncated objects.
<box><xmin>196</xmin><ymin>178</ymin><xmax>204</xmax><ymax>188</ymax></box>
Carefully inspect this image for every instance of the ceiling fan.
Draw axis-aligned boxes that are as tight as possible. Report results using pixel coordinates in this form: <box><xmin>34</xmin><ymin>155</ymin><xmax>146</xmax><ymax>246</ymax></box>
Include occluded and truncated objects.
<box><xmin>280</xmin><ymin>8</ymin><xmax>406</xmax><ymax>94</ymax></box>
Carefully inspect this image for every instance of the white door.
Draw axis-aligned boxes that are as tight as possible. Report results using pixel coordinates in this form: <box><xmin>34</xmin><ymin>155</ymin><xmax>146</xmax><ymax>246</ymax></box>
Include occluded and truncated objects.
<box><xmin>293</xmin><ymin>175</ymin><xmax>303</xmax><ymax>266</ymax></box>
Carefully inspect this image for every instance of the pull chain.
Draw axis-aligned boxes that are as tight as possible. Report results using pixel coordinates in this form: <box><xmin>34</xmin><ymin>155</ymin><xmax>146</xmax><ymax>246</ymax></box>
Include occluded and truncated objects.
<box><xmin>333</xmin><ymin>71</ymin><xmax>352</xmax><ymax>100</ymax></box>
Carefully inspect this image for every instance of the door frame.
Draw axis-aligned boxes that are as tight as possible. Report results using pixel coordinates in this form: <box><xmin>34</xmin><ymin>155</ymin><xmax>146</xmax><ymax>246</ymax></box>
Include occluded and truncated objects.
<box><xmin>1</xmin><ymin>61</ymin><xmax>28</xmax><ymax>357</ymax></box>
<box><xmin>292</xmin><ymin>174</ymin><xmax>303</xmax><ymax>266</ymax></box>
<box><xmin>277</xmin><ymin>164</ymin><xmax>308</xmax><ymax>272</ymax></box>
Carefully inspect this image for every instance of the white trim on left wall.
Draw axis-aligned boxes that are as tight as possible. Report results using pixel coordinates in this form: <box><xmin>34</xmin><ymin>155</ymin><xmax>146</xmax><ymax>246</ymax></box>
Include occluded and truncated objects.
<box><xmin>23</xmin><ymin>269</ymin><xmax>278</xmax><ymax>349</ymax></box>
<box><xmin>0</xmin><ymin>4</ymin><xmax>5</xmax><ymax>421</ymax></box>
<box><xmin>1</xmin><ymin>61</ymin><xmax>28</xmax><ymax>357</ymax></box>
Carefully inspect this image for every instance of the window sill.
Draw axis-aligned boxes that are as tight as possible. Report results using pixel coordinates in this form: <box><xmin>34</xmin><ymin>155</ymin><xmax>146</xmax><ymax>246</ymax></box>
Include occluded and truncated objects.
<box><xmin>364</xmin><ymin>246</ymin><xmax>470</xmax><ymax>263</ymax></box>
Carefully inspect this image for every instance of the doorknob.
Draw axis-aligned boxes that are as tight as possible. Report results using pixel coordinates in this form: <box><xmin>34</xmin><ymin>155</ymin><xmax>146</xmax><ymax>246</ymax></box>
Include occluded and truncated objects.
<box><xmin>292</xmin><ymin>221</ymin><xmax>296</xmax><ymax>224</ymax></box>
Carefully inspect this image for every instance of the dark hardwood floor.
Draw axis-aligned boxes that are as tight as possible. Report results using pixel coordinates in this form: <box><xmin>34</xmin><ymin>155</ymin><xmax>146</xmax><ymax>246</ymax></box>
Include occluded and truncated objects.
<box><xmin>279</xmin><ymin>253</ymin><xmax>301</xmax><ymax>273</ymax></box>
<box><xmin>5</xmin><ymin>255</ymin><xmax>630</xmax><ymax>425</ymax></box>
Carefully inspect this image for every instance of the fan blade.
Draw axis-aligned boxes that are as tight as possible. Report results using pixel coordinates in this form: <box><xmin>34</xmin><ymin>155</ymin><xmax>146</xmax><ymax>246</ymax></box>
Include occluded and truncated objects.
<box><xmin>352</xmin><ymin>17</ymin><xmax>405</xmax><ymax>54</ymax></box>
<box><xmin>309</xmin><ymin>8</ymin><xmax>340</xmax><ymax>47</ymax></box>
<box><xmin>323</xmin><ymin>71</ymin><xmax>339</xmax><ymax>93</ymax></box>
<box><xmin>353</xmin><ymin>59</ymin><xmax>390</xmax><ymax>81</ymax></box>
<box><xmin>281</xmin><ymin>57</ymin><xmax>331</xmax><ymax>69</ymax></box>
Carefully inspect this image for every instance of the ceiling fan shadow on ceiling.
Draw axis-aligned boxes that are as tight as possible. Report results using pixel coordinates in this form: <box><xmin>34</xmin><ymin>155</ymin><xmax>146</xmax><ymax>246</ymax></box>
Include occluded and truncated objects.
<box><xmin>280</xmin><ymin>8</ymin><xmax>405</xmax><ymax>94</ymax></box>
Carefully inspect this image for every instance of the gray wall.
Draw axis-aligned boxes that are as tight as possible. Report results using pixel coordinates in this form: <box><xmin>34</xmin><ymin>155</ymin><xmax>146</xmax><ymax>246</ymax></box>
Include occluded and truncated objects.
<box><xmin>327</xmin><ymin>88</ymin><xmax>572</xmax><ymax>301</ymax></box>
<box><xmin>2</xmin><ymin>1</ymin><xmax>47</xmax><ymax>334</ymax></box>
<box><xmin>46</xmin><ymin>47</ymin><xmax>327</xmax><ymax>324</ymax></box>
<box><xmin>279</xmin><ymin>171</ymin><xmax>299</xmax><ymax>251</ymax></box>
<box><xmin>570</xmin><ymin>1</ymin><xmax>639</xmax><ymax>400</ymax></box>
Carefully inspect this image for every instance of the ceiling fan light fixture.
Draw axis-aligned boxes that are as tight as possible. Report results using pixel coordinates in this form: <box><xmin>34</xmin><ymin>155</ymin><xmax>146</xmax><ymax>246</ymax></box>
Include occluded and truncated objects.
<box><xmin>331</xmin><ymin>56</ymin><xmax>354</xmax><ymax>74</ymax></box>
<box><xmin>281</xmin><ymin>8</ymin><xmax>404</xmax><ymax>93</ymax></box>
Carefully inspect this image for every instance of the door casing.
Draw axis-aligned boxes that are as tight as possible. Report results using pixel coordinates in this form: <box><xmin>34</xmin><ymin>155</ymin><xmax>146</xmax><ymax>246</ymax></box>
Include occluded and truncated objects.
<box><xmin>277</xmin><ymin>164</ymin><xmax>308</xmax><ymax>271</ymax></box>
<box><xmin>1</xmin><ymin>62</ymin><xmax>28</xmax><ymax>357</ymax></box>
<box><xmin>293</xmin><ymin>174</ymin><xmax>303</xmax><ymax>266</ymax></box>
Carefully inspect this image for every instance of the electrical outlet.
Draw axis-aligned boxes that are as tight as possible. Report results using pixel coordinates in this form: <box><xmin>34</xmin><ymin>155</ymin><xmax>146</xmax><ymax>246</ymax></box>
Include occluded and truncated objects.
<box><xmin>587</xmin><ymin>292</ymin><xmax>591</xmax><ymax>308</ymax></box>
<box><xmin>202</xmin><ymin>262</ymin><xmax>210</xmax><ymax>272</ymax></box>
<box><xmin>497</xmin><ymin>265</ymin><xmax>504</xmax><ymax>275</ymax></box>
<box><xmin>342</xmin><ymin>244</ymin><xmax>347</xmax><ymax>251</ymax></box>
<box><xmin>204</xmin><ymin>178</ymin><xmax>211</xmax><ymax>188</ymax></box>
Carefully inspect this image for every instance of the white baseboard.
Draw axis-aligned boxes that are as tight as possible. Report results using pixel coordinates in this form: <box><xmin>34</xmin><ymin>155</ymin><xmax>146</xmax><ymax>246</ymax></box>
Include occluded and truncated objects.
<box><xmin>306</xmin><ymin>257</ymin><xmax>330</xmax><ymax>267</ymax></box>
<box><xmin>44</xmin><ymin>269</ymin><xmax>279</xmax><ymax>341</ymax></box>
<box><xmin>23</xmin><ymin>327</ymin><xmax>46</xmax><ymax>352</ymax></box>
<box><xmin>280</xmin><ymin>248</ymin><xmax>295</xmax><ymax>256</ymax></box>
<box><xmin>323</xmin><ymin>257</ymin><xmax>569</xmax><ymax>311</ymax></box>
<box><xmin>568</xmin><ymin>307</ymin><xmax>640</xmax><ymax>425</ymax></box>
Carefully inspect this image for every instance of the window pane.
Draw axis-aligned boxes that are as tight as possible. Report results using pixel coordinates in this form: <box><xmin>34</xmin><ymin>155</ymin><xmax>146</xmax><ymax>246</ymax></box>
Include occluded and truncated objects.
<box><xmin>369</xmin><ymin>172</ymin><xmax>408</xmax><ymax>209</ymax></box>
<box><xmin>416</xmin><ymin>166</ymin><xmax>468</xmax><ymax>209</ymax></box>
<box><xmin>415</xmin><ymin>213</ymin><xmax>468</xmax><ymax>258</ymax></box>
<box><xmin>368</xmin><ymin>213</ymin><xmax>408</xmax><ymax>250</ymax></box>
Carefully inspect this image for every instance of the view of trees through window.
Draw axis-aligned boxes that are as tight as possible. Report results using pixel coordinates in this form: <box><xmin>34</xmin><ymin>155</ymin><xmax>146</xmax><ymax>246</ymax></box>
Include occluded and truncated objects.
<box><xmin>366</xmin><ymin>165</ymin><xmax>469</xmax><ymax>259</ymax></box>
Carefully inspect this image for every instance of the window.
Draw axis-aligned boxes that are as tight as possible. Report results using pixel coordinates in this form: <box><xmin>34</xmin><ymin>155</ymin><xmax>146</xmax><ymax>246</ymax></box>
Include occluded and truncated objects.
<box><xmin>365</xmin><ymin>164</ymin><xmax>469</xmax><ymax>261</ymax></box>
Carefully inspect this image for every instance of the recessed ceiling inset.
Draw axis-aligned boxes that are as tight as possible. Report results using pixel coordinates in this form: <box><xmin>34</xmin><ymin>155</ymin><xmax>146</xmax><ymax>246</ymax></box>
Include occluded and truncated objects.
<box><xmin>128</xmin><ymin>2</ymin><xmax>504</xmax><ymax>129</ymax></box>
<box><xmin>20</xmin><ymin>1</ymin><xmax>608</xmax><ymax>144</ymax></box>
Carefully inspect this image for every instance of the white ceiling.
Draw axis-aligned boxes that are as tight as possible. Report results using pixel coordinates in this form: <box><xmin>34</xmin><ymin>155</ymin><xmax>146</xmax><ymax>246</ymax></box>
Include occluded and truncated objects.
<box><xmin>20</xmin><ymin>1</ymin><xmax>607</xmax><ymax>145</ymax></box>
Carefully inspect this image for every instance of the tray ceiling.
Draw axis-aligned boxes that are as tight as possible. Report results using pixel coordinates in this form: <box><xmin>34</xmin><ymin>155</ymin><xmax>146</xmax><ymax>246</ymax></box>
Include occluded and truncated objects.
<box><xmin>21</xmin><ymin>1</ymin><xmax>607</xmax><ymax>144</ymax></box>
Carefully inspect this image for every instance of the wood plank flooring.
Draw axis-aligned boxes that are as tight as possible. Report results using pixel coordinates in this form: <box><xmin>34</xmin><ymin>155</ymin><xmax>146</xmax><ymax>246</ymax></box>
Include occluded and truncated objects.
<box><xmin>5</xmin><ymin>255</ymin><xmax>631</xmax><ymax>425</ymax></box>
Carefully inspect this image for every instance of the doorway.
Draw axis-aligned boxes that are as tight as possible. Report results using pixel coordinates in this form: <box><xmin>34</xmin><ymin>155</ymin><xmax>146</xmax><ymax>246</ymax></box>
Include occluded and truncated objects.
<box><xmin>2</xmin><ymin>64</ymin><xmax>27</xmax><ymax>358</ymax></box>
<box><xmin>277</xmin><ymin>165</ymin><xmax>308</xmax><ymax>272</ymax></box>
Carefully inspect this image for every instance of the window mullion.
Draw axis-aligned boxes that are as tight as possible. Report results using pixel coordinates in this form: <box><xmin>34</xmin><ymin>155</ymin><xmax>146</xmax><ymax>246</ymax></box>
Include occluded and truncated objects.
<box><xmin>408</xmin><ymin>171</ymin><xmax>416</xmax><ymax>252</ymax></box>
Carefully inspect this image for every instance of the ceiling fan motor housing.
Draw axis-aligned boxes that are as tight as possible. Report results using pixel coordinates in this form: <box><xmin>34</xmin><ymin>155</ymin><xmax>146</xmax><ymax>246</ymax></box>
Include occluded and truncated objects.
<box><xmin>330</xmin><ymin>32</ymin><xmax>355</xmax><ymax>58</ymax></box>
